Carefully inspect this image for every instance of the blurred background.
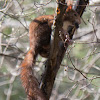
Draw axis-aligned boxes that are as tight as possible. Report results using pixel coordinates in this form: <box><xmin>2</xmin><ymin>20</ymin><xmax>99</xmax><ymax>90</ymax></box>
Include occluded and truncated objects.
<box><xmin>0</xmin><ymin>0</ymin><xmax>100</xmax><ymax>100</ymax></box>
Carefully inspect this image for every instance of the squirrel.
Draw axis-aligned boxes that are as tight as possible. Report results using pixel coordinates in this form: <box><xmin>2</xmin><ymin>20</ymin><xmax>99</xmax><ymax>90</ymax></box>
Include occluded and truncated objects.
<box><xmin>20</xmin><ymin>5</ymin><xmax>81</xmax><ymax>99</ymax></box>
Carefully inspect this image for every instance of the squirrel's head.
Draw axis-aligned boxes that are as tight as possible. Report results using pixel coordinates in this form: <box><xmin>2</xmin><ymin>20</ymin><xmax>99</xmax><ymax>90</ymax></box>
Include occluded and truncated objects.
<box><xmin>63</xmin><ymin>5</ymin><xmax>81</xmax><ymax>29</ymax></box>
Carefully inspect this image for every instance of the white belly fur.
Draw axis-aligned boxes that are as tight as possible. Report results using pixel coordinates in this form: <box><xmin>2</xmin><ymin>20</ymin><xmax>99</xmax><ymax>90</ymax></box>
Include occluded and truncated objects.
<box><xmin>62</xmin><ymin>21</ymin><xmax>72</xmax><ymax>32</ymax></box>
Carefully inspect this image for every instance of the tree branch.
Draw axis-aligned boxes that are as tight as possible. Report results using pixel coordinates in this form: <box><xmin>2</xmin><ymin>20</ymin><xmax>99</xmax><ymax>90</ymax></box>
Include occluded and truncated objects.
<box><xmin>40</xmin><ymin>0</ymin><xmax>89</xmax><ymax>99</ymax></box>
<box><xmin>40</xmin><ymin>0</ymin><xmax>66</xmax><ymax>99</ymax></box>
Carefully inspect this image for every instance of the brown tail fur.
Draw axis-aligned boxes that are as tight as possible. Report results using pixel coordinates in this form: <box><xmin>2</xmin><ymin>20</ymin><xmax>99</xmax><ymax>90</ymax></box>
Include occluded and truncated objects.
<box><xmin>20</xmin><ymin>49</ymin><xmax>46</xmax><ymax>100</ymax></box>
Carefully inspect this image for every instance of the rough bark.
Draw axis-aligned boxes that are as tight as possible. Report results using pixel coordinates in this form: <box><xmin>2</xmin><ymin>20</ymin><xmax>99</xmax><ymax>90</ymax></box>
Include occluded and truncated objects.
<box><xmin>40</xmin><ymin>0</ymin><xmax>89</xmax><ymax>99</ymax></box>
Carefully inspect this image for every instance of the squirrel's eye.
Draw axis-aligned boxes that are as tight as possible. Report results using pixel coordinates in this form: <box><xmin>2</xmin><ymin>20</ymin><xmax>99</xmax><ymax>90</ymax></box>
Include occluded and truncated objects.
<box><xmin>74</xmin><ymin>13</ymin><xmax>77</xmax><ymax>17</ymax></box>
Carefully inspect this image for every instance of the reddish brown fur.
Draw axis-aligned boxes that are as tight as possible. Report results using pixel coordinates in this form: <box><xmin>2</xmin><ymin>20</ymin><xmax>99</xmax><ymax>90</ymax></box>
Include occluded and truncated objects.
<box><xmin>20</xmin><ymin>9</ymin><xmax>81</xmax><ymax>99</ymax></box>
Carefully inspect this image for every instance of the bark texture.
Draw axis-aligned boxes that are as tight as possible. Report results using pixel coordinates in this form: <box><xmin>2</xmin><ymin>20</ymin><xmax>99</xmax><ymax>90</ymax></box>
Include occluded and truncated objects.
<box><xmin>40</xmin><ymin>0</ymin><xmax>89</xmax><ymax>99</ymax></box>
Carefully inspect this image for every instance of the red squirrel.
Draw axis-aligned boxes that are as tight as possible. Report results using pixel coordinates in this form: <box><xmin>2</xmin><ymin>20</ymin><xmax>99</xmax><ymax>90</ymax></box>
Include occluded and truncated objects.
<box><xmin>20</xmin><ymin>6</ymin><xmax>81</xmax><ymax>99</ymax></box>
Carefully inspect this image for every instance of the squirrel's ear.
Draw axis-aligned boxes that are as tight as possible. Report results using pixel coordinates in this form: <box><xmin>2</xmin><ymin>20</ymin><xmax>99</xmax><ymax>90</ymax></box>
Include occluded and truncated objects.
<box><xmin>66</xmin><ymin>5</ymin><xmax>72</xmax><ymax>12</ymax></box>
<box><xmin>66</xmin><ymin>0</ymin><xmax>73</xmax><ymax>12</ymax></box>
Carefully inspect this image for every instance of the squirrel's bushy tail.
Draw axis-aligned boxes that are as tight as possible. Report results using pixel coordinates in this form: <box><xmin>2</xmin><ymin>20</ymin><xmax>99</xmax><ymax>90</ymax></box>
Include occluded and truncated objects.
<box><xmin>20</xmin><ymin>49</ymin><xmax>46</xmax><ymax>100</ymax></box>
